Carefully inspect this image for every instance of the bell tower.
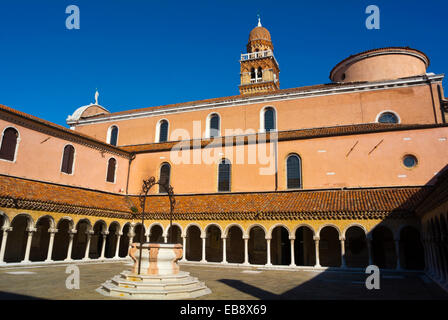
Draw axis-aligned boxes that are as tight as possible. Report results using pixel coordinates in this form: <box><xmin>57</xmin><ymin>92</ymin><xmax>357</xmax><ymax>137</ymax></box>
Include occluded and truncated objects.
<box><xmin>239</xmin><ymin>18</ymin><xmax>280</xmax><ymax>95</ymax></box>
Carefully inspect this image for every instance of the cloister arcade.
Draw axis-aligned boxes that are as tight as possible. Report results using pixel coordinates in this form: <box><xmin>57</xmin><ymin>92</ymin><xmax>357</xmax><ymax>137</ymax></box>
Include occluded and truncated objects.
<box><xmin>0</xmin><ymin>211</ymin><xmax>427</xmax><ymax>272</ymax></box>
<box><xmin>422</xmin><ymin>214</ymin><xmax>448</xmax><ymax>284</ymax></box>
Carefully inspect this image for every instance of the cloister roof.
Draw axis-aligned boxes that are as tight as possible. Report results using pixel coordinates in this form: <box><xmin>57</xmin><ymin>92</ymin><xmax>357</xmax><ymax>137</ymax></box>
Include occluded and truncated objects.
<box><xmin>0</xmin><ymin>174</ymin><xmax>432</xmax><ymax>220</ymax></box>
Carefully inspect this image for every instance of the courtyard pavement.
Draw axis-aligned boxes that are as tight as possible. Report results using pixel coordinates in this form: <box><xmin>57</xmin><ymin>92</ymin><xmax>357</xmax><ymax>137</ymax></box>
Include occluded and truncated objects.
<box><xmin>0</xmin><ymin>261</ymin><xmax>446</xmax><ymax>300</ymax></box>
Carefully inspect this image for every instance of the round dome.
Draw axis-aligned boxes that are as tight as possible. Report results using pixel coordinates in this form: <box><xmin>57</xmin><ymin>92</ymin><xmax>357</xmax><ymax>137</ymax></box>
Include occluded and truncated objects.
<box><xmin>330</xmin><ymin>47</ymin><xmax>429</xmax><ymax>83</ymax></box>
<box><xmin>249</xmin><ymin>26</ymin><xmax>271</xmax><ymax>42</ymax></box>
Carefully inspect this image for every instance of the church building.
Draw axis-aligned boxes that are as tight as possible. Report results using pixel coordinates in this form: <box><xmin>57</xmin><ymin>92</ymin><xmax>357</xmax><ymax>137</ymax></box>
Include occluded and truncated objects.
<box><xmin>1</xmin><ymin>19</ymin><xmax>448</xmax><ymax>291</ymax></box>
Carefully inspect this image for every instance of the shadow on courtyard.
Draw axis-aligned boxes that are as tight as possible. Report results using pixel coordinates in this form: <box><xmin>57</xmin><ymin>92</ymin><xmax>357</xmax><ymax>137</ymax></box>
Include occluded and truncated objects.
<box><xmin>0</xmin><ymin>291</ymin><xmax>44</xmax><ymax>300</ymax></box>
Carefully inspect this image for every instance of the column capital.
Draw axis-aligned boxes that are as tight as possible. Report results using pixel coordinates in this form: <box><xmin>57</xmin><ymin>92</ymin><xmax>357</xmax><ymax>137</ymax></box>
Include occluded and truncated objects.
<box><xmin>265</xmin><ymin>237</ymin><xmax>272</xmax><ymax>241</ymax></box>
<box><xmin>26</xmin><ymin>227</ymin><xmax>37</xmax><ymax>233</ymax></box>
<box><xmin>86</xmin><ymin>230</ymin><xmax>94</xmax><ymax>235</ymax></box>
<box><xmin>69</xmin><ymin>229</ymin><xmax>77</xmax><ymax>235</ymax></box>
<box><xmin>313</xmin><ymin>236</ymin><xmax>320</xmax><ymax>241</ymax></box>
<box><xmin>221</xmin><ymin>236</ymin><xmax>228</xmax><ymax>240</ymax></box>
<box><xmin>289</xmin><ymin>236</ymin><xmax>296</xmax><ymax>240</ymax></box>
<box><xmin>339</xmin><ymin>236</ymin><xmax>346</xmax><ymax>241</ymax></box>
<box><xmin>48</xmin><ymin>228</ymin><xmax>58</xmax><ymax>233</ymax></box>
<box><xmin>116</xmin><ymin>231</ymin><xmax>123</xmax><ymax>236</ymax></box>
<box><xmin>1</xmin><ymin>226</ymin><xmax>12</xmax><ymax>232</ymax></box>
<box><xmin>101</xmin><ymin>231</ymin><xmax>109</xmax><ymax>236</ymax></box>
<box><xmin>243</xmin><ymin>235</ymin><xmax>250</xmax><ymax>240</ymax></box>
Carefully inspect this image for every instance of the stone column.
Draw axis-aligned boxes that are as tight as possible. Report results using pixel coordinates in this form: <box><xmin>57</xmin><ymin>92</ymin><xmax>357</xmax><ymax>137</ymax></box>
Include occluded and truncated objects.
<box><xmin>340</xmin><ymin>237</ymin><xmax>347</xmax><ymax>268</ymax></box>
<box><xmin>394</xmin><ymin>238</ymin><xmax>401</xmax><ymax>270</ymax></box>
<box><xmin>266</xmin><ymin>237</ymin><xmax>272</xmax><ymax>266</ymax></box>
<box><xmin>289</xmin><ymin>238</ymin><xmax>296</xmax><ymax>267</ymax></box>
<box><xmin>181</xmin><ymin>235</ymin><xmax>187</xmax><ymax>262</ymax></box>
<box><xmin>64</xmin><ymin>231</ymin><xmax>76</xmax><ymax>262</ymax></box>
<box><xmin>314</xmin><ymin>237</ymin><xmax>321</xmax><ymax>267</ymax></box>
<box><xmin>145</xmin><ymin>233</ymin><xmax>150</xmax><ymax>243</ymax></box>
<box><xmin>127</xmin><ymin>232</ymin><xmax>134</xmax><ymax>258</ymax></box>
<box><xmin>114</xmin><ymin>232</ymin><xmax>122</xmax><ymax>258</ymax></box>
<box><xmin>200</xmin><ymin>236</ymin><xmax>206</xmax><ymax>263</ymax></box>
<box><xmin>100</xmin><ymin>231</ymin><xmax>108</xmax><ymax>259</ymax></box>
<box><xmin>83</xmin><ymin>231</ymin><xmax>93</xmax><ymax>260</ymax></box>
<box><xmin>243</xmin><ymin>236</ymin><xmax>249</xmax><ymax>265</ymax></box>
<box><xmin>22</xmin><ymin>228</ymin><xmax>36</xmax><ymax>263</ymax></box>
<box><xmin>0</xmin><ymin>227</ymin><xmax>11</xmax><ymax>264</ymax></box>
<box><xmin>221</xmin><ymin>237</ymin><xmax>227</xmax><ymax>264</ymax></box>
<box><xmin>163</xmin><ymin>235</ymin><xmax>168</xmax><ymax>243</ymax></box>
<box><xmin>45</xmin><ymin>228</ymin><xmax>58</xmax><ymax>262</ymax></box>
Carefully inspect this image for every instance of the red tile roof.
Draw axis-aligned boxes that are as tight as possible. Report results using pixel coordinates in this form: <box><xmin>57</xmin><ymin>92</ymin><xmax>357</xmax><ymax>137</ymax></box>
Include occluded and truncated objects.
<box><xmin>0</xmin><ymin>174</ymin><xmax>431</xmax><ymax>220</ymax></box>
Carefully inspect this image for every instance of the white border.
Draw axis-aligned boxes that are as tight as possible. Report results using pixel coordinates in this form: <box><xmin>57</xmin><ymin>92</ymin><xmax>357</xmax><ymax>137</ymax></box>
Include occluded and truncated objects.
<box><xmin>205</xmin><ymin>112</ymin><xmax>221</xmax><ymax>138</ymax></box>
<box><xmin>155</xmin><ymin>119</ymin><xmax>169</xmax><ymax>143</ymax></box>
<box><xmin>286</xmin><ymin>153</ymin><xmax>302</xmax><ymax>190</ymax></box>
<box><xmin>106</xmin><ymin>125</ymin><xmax>119</xmax><ymax>146</ymax></box>
<box><xmin>259</xmin><ymin>105</ymin><xmax>277</xmax><ymax>133</ymax></box>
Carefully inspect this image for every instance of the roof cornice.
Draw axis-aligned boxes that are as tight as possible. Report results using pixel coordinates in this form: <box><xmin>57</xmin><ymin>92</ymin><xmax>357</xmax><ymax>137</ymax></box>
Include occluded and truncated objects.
<box><xmin>70</xmin><ymin>74</ymin><xmax>445</xmax><ymax>126</ymax></box>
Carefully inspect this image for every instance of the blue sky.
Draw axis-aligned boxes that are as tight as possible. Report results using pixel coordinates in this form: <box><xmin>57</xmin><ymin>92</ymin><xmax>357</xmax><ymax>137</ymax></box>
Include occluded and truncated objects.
<box><xmin>0</xmin><ymin>0</ymin><xmax>446</xmax><ymax>126</ymax></box>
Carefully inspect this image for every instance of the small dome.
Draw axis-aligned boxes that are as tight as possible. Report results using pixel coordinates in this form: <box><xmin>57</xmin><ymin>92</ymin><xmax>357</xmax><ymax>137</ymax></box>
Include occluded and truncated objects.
<box><xmin>249</xmin><ymin>26</ymin><xmax>271</xmax><ymax>42</ymax></box>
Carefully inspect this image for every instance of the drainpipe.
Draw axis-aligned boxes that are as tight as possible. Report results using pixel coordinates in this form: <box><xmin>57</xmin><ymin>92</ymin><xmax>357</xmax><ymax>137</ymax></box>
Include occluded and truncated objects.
<box><xmin>126</xmin><ymin>152</ymin><xmax>136</xmax><ymax>194</ymax></box>
<box><xmin>437</xmin><ymin>84</ymin><xmax>447</xmax><ymax>124</ymax></box>
<box><xmin>425</xmin><ymin>75</ymin><xmax>438</xmax><ymax>124</ymax></box>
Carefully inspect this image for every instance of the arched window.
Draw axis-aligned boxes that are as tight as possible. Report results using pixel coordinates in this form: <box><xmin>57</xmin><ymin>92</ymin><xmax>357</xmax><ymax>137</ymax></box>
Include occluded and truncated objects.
<box><xmin>61</xmin><ymin>145</ymin><xmax>75</xmax><ymax>174</ymax></box>
<box><xmin>106</xmin><ymin>158</ymin><xmax>116</xmax><ymax>183</ymax></box>
<box><xmin>218</xmin><ymin>159</ymin><xmax>231</xmax><ymax>192</ymax></box>
<box><xmin>378</xmin><ymin>112</ymin><xmax>399</xmax><ymax>124</ymax></box>
<box><xmin>0</xmin><ymin>127</ymin><xmax>19</xmax><ymax>161</ymax></box>
<box><xmin>286</xmin><ymin>154</ymin><xmax>302</xmax><ymax>189</ymax></box>
<box><xmin>250</xmin><ymin>68</ymin><xmax>256</xmax><ymax>80</ymax></box>
<box><xmin>159</xmin><ymin>163</ymin><xmax>171</xmax><ymax>193</ymax></box>
<box><xmin>158</xmin><ymin>120</ymin><xmax>169</xmax><ymax>143</ymax></box>
<box><xmin>209</xmin><ymin>114</ymin><xmax>220</xmax><ymax>138</ymax></box>
<box><xmin>264</xmin><ymin>107</ymin><xmax>276</xmax><ymax>132</ymax></box>
<box><xmin>257</xmin><ymin>67</ymin><xmax>263</xmax><ymax>79</ymax></box>
<box><xmin>108</xmin><ymin>126</ymin><xmax>118</xmax><ymax>146</ymax></box>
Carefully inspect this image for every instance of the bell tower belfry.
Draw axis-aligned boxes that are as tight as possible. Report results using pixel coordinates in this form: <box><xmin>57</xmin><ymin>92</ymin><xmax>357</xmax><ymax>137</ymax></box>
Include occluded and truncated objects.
<box><xmin>239</xmin><ymin>18</ymin><xmax>280</xmax><ymax>95</ymax></box>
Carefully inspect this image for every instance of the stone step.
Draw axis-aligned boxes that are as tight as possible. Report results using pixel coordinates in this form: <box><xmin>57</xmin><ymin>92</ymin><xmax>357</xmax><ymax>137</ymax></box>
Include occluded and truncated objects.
<box><xmin>97</xmin><ymin>280</ymin><xmax>211</xmax><ymax>300</ymax></box>
<box><xmin>110</xmin><ymin>277</ymin><xmax>202</xmax><ymax>290</ymax></box>
<box><xmin>119</xmin><ymin>271</ymin><xmax>193</xmax><ymax>283</ymax></box>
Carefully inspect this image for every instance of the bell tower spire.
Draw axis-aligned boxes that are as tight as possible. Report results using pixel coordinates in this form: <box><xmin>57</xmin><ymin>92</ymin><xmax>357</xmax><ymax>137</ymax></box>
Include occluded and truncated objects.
<box><xmin>239</xmin><ymin>18</ymin><xmax>280</xmax><ymax>95</ymax></box>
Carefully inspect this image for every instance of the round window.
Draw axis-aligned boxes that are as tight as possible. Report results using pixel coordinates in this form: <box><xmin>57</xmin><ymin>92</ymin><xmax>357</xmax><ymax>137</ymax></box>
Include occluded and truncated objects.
<box><xmin>403</xmin><ymin>155</ymin><xmax>418</xmax><ymax>168</ymax></box>
<box><xmin>378</xmin><ymin>112</ymin><xmax>399</xmax><ymax>124</ymax></box>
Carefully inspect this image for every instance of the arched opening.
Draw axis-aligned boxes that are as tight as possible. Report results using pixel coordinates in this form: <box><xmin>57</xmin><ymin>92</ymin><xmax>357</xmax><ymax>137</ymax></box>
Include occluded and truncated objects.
<box><xmin>205</xmin><ymin>225</ymin><xmax>222</xmax><ymax>262</ymax></box>
<box><xmin>294</xmin><ymin>226</ymin><xmax>315</xmax><ymax>266</ymax></box>
<box><xmin>345</xmin><ymin>226</ymin><xmax>368</xmax><ymax>268</ymax></box>
<box><xmin>105</xmin><ymin>222</ymin><xmax>120</xmax><ymax>258</ymax></box>
<box><xmin>109</xmin><ymin>126</ymin><xmax>118</xmax><ymax>146</ymax></box>
<box><xmin>159</xmin><ymin>163</ymin><xmax>171</xmax><ymax>193</ymax></box>
<box><xmin>118</xmin><ymin>224</ymin><xmax>131</xmax><ymax>257</ymax></box>
<box><xmin>4</xmin><ymin>215</ymin><xmax>31</xmax><ymax>263</ymax></box>
<box><xmin>186</xmin><ymin>225</ymin><xmax>202</xmax><ymax>261</ymax></box>
<box><xmin>52</xmin><ymin>219</ymin><xmax>71</xmax><ymax>261</ymax></box>
<box><xmin>61</xmin><ymin>145</ymin><xmax>75</xmax><ymax>174</ymax></box>
<box><xmin>248</xmin><ymin>226</ymin><xmax>267</xmax><ymax>265</ymax></box>
<box><xmin>133</xmin><ymin>224</ymin><xmax>146</xmax><ymax>244</ymax></box>
<box><xmin>399</xmin><ymin>226</ymin><xmax>424</xmax><ymax>270</ymax></box>
<box><xmin>264</xmin><ymin>107</ymin><xmax>276</xmax><ymax>132</ymax></box>
<box><xmin>106</xmin><ymin>158</ymin><xmax>116</xmax><ymax>183</ymax></box>
<box><xmin>319</xmin><ymin>226</ymin><xmax>341</xmax><ymax>267</ymax></box>
<box><xmin>72</xmin><ymin>220</ymin><xmax>91</xmax><ymax>260</ymax></box>
<box><xmin>371</xmin><ymin>226</ymin><xmax>396</xmax><ymax>269</ymax></box>
<box><xmin>440</xmin><ymin>215</ymin><xmax>448</xmax><ymax>277</ymax></box>
<box><xmin>271</xmin><ymin>226</ymin><xmax>290</xmax><ymax>265</ymax></box>
<box><xmin>90</xmin><ymin>221</ymin><xmax>106</xmax><ymax>259</ymax></box>
<box><xmin>29</xmin><ymin>217</ymin><xmax>52</xmax><ymax>262</ymax></box>
<box><xmin>158</xmin><ymin>120</ymin><xmax>169</xmax><ymax>143</ymax></box>
<box><xmin>218</xmin><ymin>159</ymin><xmax>231</xmax><ymax>192</ymax></box>
<box><xmin>226</xmin><ymin>226</ymin><xmax>244</xmax><ymax>263</ymax></box>
<box><xmin>149</xmin><ymin>225</ymin><xmax>164</xmax><ymax>243</ymax></box>
<box><xmin>286</xmin><ymin>154</ymin><xmax>302</xmax><ymax>189</ymax></box>
<box><xmin>0</xmin><ymin>127</ymin><xmax>19</xmax><ymax>161</ymax></box>
<box><xmin>378</xmin><ymin>111</ymin><xmax>399</xmax><ymax>124</ymax></box>
<box><xmin>209</xmin><ymin>114</ymin><xmax>220</xmax><ymax>138</ymax></box>
<box><xmin>257</xmin><ymin>67</ymin><xmax>262</xmax><ymax>79</ymax></box>
<box><xmin>250</xmin><ymin>68</ymin><xmax>256</xmax><ymax>80</ymax></box>
<box><xmin>167</xmin><ymin>225</ymin><xmax>182</xmax><ymax>244</ymax></box>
